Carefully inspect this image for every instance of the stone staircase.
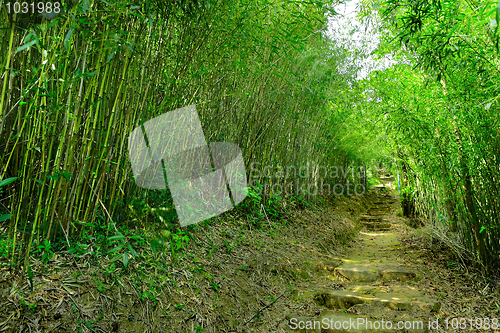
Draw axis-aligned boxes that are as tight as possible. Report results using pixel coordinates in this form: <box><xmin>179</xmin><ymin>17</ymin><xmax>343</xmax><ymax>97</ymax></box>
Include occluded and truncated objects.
<box><xmin>282</xmin><ymin>178</ymin><xmax>440</xmax><ymax>333</ymax></box>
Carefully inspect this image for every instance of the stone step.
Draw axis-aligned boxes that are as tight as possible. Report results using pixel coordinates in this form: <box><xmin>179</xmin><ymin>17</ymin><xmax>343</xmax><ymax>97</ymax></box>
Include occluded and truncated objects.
<box><xmin>380</xmin><ymin>268</ymin><xmax>416</xmax><ymax>281</ymax></box>
<box><xmin>372</xmin><ymin>200</ymin><xmax>391</xmax><ymax>205</ymax></box>
<box><xmin>379</xmin><ymin>201</ymin><xmax>394</xmax><ymax>206</ymax></box>
<box><xmin>369</xmin><ymin>202</ymin><xmax>392</xmax><ymax>206</ymax></box>
<box><xmin>363</xmin><ymin>222</ymin><xmax>391</xmax><ymax>231</ymax></box>
<box><xmin>368</xmin><ymin>204</ymin><xmax>392</xmax><ymax>209</ymax></box>
<box><xmin>368</xmin><ymin>210</ymin><xmax>388</xmax><ymax>216</ymax></box>
<box><xmin>314</xmin><ymin>290</ymin><xmax>441</xmax><ymax>313</ymax></box>
<box><xmin>334</xmin><ymin>265</ymin><xmax>416</xmax><ymax>282</ymax></box>
<box><xmin>335</xmin><ymin>266</ymin><xmax>379</xmax><ymax>282</ymax></box>
<box><xmin>370</xmin><ymin>204</ymin><xmax>391</xmax><ymax>209</ymax></box>
<box><xmin>359</xmin><ymin>215</ymin><xmax>382</xmax><ymax>222</ymax></box>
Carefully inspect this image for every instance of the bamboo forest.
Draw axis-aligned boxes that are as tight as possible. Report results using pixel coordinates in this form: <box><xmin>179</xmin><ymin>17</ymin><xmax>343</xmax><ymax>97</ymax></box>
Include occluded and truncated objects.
<box><xmin>0</xmin><ymin>0</ymin><xmax>500</xmax><ymax>332</ymax></box>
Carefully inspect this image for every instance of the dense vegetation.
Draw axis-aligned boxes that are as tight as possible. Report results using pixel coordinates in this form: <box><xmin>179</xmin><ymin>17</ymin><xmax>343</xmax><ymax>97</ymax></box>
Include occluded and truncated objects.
<box><xmin>0</xmin><ymin>0</ymin><xmax>373</xmax><ymax>272</ymax></box>
<box><xmin>358</xmin><ymin>0</ymin><xmax>500</xmax><ymax>272</ymax></box>
<box><xmin>1</xmin><ymin>0</ymin><xmax>499</xmax><ymax>278</ymax></box>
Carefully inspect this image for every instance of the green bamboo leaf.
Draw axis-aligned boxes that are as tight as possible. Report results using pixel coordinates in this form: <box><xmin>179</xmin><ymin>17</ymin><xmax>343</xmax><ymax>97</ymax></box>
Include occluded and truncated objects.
<box><xmin>126</xmin><ymin>243</ymin><xmax>137</xmax><ymax>257</ymax></box>
<box><xmin>129</xmin><ymin>235</ymin><xmax>143</xmax><ymax>240</ymax></box>
<box><xmin>123</xmin><ymin>252</ymin><xmax>129</xmax><ymax>268</ymax></box>
<box><xmin>0</xmin><ymin>177</ymin><xmax>19</xmax><ymax>187</ymax></box>
<box><xmin>61</xmin><ymin>172</ymin><xmax>72</xmax><ymax>180</ymax></box>
<box><xmin>47</xmin><ymin>18</ymin><xmax>59</xmax><ymax>29</ymax></box>
<box><xmin>108</xmin><ymin>245</ymin><xmax>124</xmax><ymax>253</ymax></box>
<box><xmin>81</xmin><ymin>71</ymin><xmax>97</xmax><ymax>77</ymax></box>
<box><xmin>108</xmin><ymin>233</ymin><xmax>125</xmax><ymax>241</ymax></box>
<box><xmin>14</xmin><ymin>40</ymin><xmax>37</xmax><ymax>53</ymax></box>
<box><xmin>24</xmin><ymin>32</ymin><xmax>32</xmax><ymax>43</ymax></box>
<box><xmin>444</xmin><ymin>25</ymin><xmax>459</xmax><ymax>43</ymax></box>
<box><xmin>47</xmin><ymin>174</ymin><xmax>60</xmax><ymax>181</ymax></box>
<box><xmin>0</xmin><ymin>214</ymin><xmax>13</xmax><ymax>222</ymax></box>
<box><xmin>64</xmin><ymin>28</ymin><xmax>75</xmax><ymax>51</ymax></box>
<box><xmin>109</xmin><ymin>254</ymin><xmax>122</xmax><ymax>262</ymax></box>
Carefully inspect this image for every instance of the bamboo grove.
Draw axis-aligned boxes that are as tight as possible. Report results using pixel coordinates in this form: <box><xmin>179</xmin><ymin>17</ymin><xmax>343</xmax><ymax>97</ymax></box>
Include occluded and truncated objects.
<box><xmin>0</xmin><ymin>0</ymin><xmax>373</xmax><ymax>269</ymax></box>
<box><xmin>359</xmin><ymin>0</ymin><xmax>500</xmax><ymax>272</ymax></box>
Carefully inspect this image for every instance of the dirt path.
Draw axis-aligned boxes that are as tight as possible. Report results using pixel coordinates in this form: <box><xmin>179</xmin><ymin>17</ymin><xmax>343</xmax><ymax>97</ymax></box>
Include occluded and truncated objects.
<box><xmin>282</xmin><ymin>176</ymin><xmax>441</xmax><ymax>332</ymax></box>
<box><xmin>3</xmin><ymin>175</ymin><xmax>496</xmax><ymax>332</ymax></box>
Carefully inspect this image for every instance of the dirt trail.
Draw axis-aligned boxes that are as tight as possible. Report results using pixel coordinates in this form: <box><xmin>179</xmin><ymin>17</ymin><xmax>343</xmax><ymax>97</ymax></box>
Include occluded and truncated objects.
<box><xmin>4</xmin><ymin>174</ymin><xmax>493</xmax><ymax>332</ymax></box>
<box><xmin>283</xmin><ymin>176</ymin><xmax>440</xmax><ymax>332</ymax></box>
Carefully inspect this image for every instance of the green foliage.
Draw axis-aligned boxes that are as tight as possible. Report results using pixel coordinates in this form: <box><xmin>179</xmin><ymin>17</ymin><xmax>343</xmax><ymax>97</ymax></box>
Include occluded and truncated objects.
<box><xmin>170</xmin><ymin>230</ymin><xmax>190</xmax><ymax>252</ymax></box>
<box><xmin>400</xmin><ymin>185</ymin><xmax>415</xmax><ymax>200</ymax></box>
<box><xmin>0</xmin><ymin>177</ymin><xmax>19</xmax><ymax>187</ymax></box>
<box><xmin>0</xmin><ymin>177</ymin><xmax>18</xmax><ymax>223</ymax></box>
<box><xmin>291</xmin><ymin>194</ymin><xmax>310</xmax><ymax>210</ymax></box>
<box><xmin>359</xmin><ymin>0</ymin><xmax>500</xmax><ymax>271</ymax></box>
<box><xmin>34</xmin><ymin>239</ymin><xmax>54</xmax><ymax>263</ymax></box>
<box><xmin>265</xmin><ymin>193</ymin><xmax>284</xmax><ymax>219</ymax></box>
<box><xmin>0</xmin><ymin>0</ymin><xmax>367</xmax><ymax>270</ymax></box>
<box><xmin>106</xmin><ymin>227</ymin><xmax>140</xmax><ymax>269</ymax></box>
<box><xmin>138</xmin><ymin>290</ymin><xmax>157</xmax><ymax>307</ymax></box>
<box><xmin>0</xmin><ymin>237</ymin><xmax>13</xmax><ymax>261</ymax></box>
<box><xmin>68</xmin><ymin>242</ymin><xmax>89</xmax><ymax>257</ymax></box>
